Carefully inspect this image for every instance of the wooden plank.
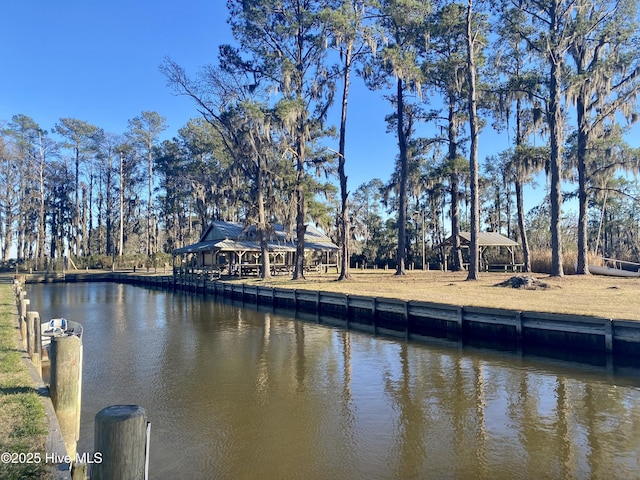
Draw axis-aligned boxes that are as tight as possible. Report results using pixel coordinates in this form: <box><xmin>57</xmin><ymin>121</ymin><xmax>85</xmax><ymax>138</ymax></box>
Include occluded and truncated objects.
<box><xmin>464</xmin><ymin>305</ymin><xmax>520</xmax><ymax>317</ymax></box>
<box><xmin>374</xmin><ymin>299</ymin><xmax>408</xmax><ymax>315</ymax></box>
<box><xmin>256</xmin><ymin>286</ymin><xmax>272</xmax><ymax>301</ymax></box>
<box><xmin>521</xmin><ymin>319</ymin><xmax>604</xmax><ymax>335</ymax></box>
<box><xmin>318</xmin><ymin>292</ymin><xmax>348</xmax><ymax>306</ymax></box>
<box><xmin>273</xmin><ymin>288</ymin><xmax>295</xmax><ymax>300</ymax></box>
<box><xmin>348</xmin><ymin>295</ymin><xmax>376</xmax><ymax>309</ymax></box>
<box><xmin>463</xmin><ymin>311</ymin><xmax>518</xmax><ymax>327</ymax></box>
<box><xmin>522</xmin><ymin>311</ymin><xmax>605</xmax><ymax>325</ymax></box>
<box><xmin>612</xmin><ymin>321</ymin><xmax>640</xmax><ymax>341</ymax></box>
<box><xmin>244</xmin><ymin>285</ymin><xmax>258</xmax><ymax>296</ymax></box>
<box><xmin>295</xmin><ymin>290</ymin><xmax>318</xmax><ymax>303</ymax></box>
<box><xmin>408</xmin><ymin>301</ymin><xmax>464</xmax><ymax>322</ymax></box>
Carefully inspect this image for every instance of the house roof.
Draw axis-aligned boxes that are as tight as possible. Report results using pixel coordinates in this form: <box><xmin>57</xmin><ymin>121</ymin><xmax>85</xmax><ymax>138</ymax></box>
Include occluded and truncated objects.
<box><xmin>174</xmin><ymin>221</ymin><xmax>338</xmax><ymax>254</ymax></box>
<box><xmin>441</xmin><ymin>232</ymin><xmax>519</xmax><ymax>248</ymax></box>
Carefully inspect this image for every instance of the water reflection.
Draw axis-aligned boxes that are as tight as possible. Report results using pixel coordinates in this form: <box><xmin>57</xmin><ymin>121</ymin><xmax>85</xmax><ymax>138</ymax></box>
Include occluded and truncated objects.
<box><xmin>27</xmin><ymin>283</ymin><xmax>640</xmax><ymax>479</ymax></box>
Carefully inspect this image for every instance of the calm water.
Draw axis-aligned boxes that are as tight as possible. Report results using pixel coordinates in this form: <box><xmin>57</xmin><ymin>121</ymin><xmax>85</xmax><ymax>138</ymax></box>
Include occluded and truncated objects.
<box><xmin>28</xmin><ymin>282</ymin><xmax>640</xmax><ymax>479</ymax></box>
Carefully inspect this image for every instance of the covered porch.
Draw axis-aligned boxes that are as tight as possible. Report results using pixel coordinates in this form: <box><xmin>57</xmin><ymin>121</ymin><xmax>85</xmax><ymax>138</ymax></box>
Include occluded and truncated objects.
<box><xmin>172</xmin><ymin>221</ymin><xmax>340</xmax><ymax>277</ymax></box>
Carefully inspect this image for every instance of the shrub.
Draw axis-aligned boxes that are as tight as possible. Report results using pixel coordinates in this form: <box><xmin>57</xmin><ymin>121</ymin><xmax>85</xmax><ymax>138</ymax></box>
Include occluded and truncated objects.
<box><xmin>530</xmin><ymin>249</ymin><xmax>577</xmax><ymax>274</ymax></box>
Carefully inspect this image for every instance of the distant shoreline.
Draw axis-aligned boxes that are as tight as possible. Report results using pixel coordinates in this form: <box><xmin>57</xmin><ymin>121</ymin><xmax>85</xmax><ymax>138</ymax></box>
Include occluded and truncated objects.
<box><xmin>21</xmin><ymin>270</ymin><xmax>640</xmax><ymax>360</ymax></box>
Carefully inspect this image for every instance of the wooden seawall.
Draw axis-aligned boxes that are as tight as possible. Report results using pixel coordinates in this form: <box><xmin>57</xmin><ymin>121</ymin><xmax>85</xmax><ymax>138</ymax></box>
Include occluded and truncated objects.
<box><xmin>24</xmin><ymin>272</ymin><xmax>640</xmax><ymax>358</ymax></box>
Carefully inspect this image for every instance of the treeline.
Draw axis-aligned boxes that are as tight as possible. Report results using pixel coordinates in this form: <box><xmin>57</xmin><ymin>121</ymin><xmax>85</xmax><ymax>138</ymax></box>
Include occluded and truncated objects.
<box><xmin>3</xmin><ymin>0</ymin><xmax>640</xmax><ymax>278</ymax></box>
<box><xmin>0</xmin><ymin>112</ymin><xmax>171</xmax><ymax>270</ymax></box>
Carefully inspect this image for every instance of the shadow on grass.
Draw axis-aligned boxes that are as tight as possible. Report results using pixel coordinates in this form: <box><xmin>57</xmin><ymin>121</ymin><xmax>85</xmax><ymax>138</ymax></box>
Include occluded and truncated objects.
<box><xmin>0</xmin><ymin>385</ymin><xmax>37</xmax><ymax>396</ymax></box>
<box><xmin>0</xmin><ymin>385</ymin><xmax>49</xmax><ymax>398</ymax></box>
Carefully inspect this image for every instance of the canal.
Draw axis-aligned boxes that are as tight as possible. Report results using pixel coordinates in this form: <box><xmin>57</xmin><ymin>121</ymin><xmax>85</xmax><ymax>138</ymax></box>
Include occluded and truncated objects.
<box><xmin>28</xmin><ymin>282</ymin><xmax>640</xmax><ymax>479</ymax></box>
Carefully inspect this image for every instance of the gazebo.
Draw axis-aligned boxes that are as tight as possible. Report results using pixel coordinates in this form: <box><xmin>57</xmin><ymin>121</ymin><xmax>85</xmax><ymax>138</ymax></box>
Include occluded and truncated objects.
<box><xmin>441</xmin><ymin>231</ymin><xmax>521</xmax><ymax>272</ymax></box>
<box><xmin>173</xmin><ymin>221</ymin><xmax>339</xmax><ymax>276</ymax></box>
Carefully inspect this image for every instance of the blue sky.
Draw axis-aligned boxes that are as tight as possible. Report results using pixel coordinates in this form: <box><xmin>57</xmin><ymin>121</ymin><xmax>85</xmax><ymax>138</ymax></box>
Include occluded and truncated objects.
<box><xmin>3</xmin><ymin>1</ymin><xmax>540</xmax><ymax>210</ymax></box>
<box><xmin>1</xmin><ymin>1</ymin><xmax>401</xmax><ymax>189</ymax></box>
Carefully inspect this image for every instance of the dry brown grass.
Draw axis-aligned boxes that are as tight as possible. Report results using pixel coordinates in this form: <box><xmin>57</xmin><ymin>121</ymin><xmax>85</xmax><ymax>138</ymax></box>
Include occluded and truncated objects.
<box><xmin>232</xmin><ymin>269</ymin><xmax>640</xmax><ymax>321</ymax></box>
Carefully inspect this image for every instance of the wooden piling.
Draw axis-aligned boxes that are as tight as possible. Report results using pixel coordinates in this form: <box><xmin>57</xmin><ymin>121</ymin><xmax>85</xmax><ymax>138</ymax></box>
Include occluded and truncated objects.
<box><xmin>604</xmin><ymin>318</ymin><xmax>613</xmax><ymax>353</ymax></box>
<box><xmin>344</xmin><ymin>295</ymin><xmax>350</xmax><ymax>329</ymax></box>
<box><xmin>93</xmin><ymin>405</ymin><xmax>149</xmax><ymax>480</ymax></box>
<box><xmin>404</xmin><ymin>301</ymin><xmax>410</xmax><ymax>341</ymax></box>
<box><xmin>26</xmin><ymin>311</ymin><xmax>42</xmax><ymax>377</ymax></box>
<box><xmin>50</xmin><ymin>335</ymin><xmax>82</xmax><ymax>458</ymax></box>
<box><xmin>19</xmin><ymin>298</ymin><xmax>30</xmax><ymax>349</ymax></box>
<box><xmin>26</xmin><ymin>310</ymin><xmax>35</xmax><ymax>359</ymax></box>
<box><xmin>71</xmin><ymin>462</ymin><xmax>88</xmax><ymax>480</ymax></box>
<box><xmin>457</xmin><ymin>306</ymin><xmax>464</xmax><ymax>334</ymax></box>
<box><xmin>515</xmin><ymin>311</ymin><xmax>523</xmax><ymax>344</ymax></box>
<box><xmin>372</xmin><ymin>298</ymin><xmax>377</xmax><ymax>335</ymax></box>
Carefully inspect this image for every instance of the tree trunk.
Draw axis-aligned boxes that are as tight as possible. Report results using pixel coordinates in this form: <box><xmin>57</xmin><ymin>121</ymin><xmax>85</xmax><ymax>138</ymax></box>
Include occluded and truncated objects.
<box><xmin>81</xmin><ymin>184</ymin><xmax>88</xmax><ymax>256</ymax></box>
<box><xmin>576</xmin><ymin>92</ymin><xmax>590</xmax><ymax>274</ymax></box>
<box><xmin>74</xmin><ymin>147</ymin><xmax>80</xmax><ymax>257</ymax></box>
<box><xmin>450</xmin><ymin>172</ymin><xmax>463</xmax><ymax>271</ymax></box>
<box><xmin>147</xmin><ymin>149</ymin><xmax>153</xmax><ymax>257</ymax></box>
<box><xmin>37</xmin><ymin>133</ymin><xmax>46</xmax><ymax>269</ymax></box>
<box><xmin>106</xmin><ymin>158</ymin><xmax>113</xmax><ymax>256</ymax></box>
<box><xmin>338</xmin><ymin>41</ymin><xmax>353</xmax><ymax>281</ymax></box>
<box><xmin>548</xmin><ymin>18</ymin><xmax>565</xmax><ymax>277</ymax></box>
<box><xmin>396</xmin><ymin>77</ymin><xmax>408</xmax><ymax>276</ymax></box>
<box><xmin>575</xmin><ymin>44</ymin><xmax>590</xmax><ymax>275</ymax></box>
<box><xmin>292</xmin><ymin>137</ymin><xmax>306</xmax><ymax>280</ymax></box>
<box><xmin>119</xmin><ymin>154</ymin><xmax>124</xmax><ymax>257</ymax></box>
<box><xmin>515</xmin><ymin>179</ymin><xmax>531</xmax><ymax>272</ymax></box>
<box><xmin>3</xmin><ymin>204</ymin><xmax>13</xmax><ymax>261</ymax></box>
<box><xmin>447</xmin><ymin>100</ymin><xmax>463</xmax><ymax>271</ymax></box>
<box><xmin>257</xmin><ymin>155</ymin><xmax>271</xmax><ymax>280</ymax></box>
<box><xmin>466</xmin><ymin>0</ymin><xmax>479</xmax><ymax>281</ymax></box>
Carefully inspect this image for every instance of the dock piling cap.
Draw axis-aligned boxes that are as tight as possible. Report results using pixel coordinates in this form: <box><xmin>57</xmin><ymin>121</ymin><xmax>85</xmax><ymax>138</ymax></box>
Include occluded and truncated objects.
<box><xmin>96</xmin><ymin>405</ymin><xmax>146</xmax><ymax>422</ymax></box>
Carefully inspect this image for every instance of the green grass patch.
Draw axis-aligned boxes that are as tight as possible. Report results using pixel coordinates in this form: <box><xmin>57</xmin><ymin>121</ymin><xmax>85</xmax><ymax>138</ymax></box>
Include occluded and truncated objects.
<box><xmin>0</xmin><ymin>284</ymin><xmax>49</xmax><ymax>479</ymax></box>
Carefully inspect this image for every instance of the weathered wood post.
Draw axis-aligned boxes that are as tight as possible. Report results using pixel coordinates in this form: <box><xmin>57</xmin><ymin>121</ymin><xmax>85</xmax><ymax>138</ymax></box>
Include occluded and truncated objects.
<box><xmin>14</xmin><ymin>285</ymin><xmax>21</xmax><ymax>311</ymax></box>
<box><xmin>457</xmin><ymin>306</ymin><xmax>464</xmax><ymax>335</ymax></box>
<box><xmin>71</xmin><ymin>462</ymin><xmax>88</xmax><ymax>480</ymax></box>
<box><xmin>17</xmin><ymin>286</ymin><xmax>26</xmax><ymax>305</ymax></box>
<box><xmin>93</xmin><ymin>405</ymin><xmax>149</xmax><ymax>480</ymax></box>
<box><xmin>14</xmin><ymin>287</ymin><xmax>22</xmax><ymax>335</ymax></box>
<box><xmin>26</xmin><ymin>311</ymin><xmax>42</xmax><ymax>377</ymax></box>
<box><xmin>372</xmin><ymin>297</ymin><xmax>377</xmax><ymax>335</ymax></box>
<box><xmin>19</xmin><ymin>298</ymin><xmax>30</xmax><ymax>349</ymax></box>
<box><xmin>50</xmin><ymin>335</ymin><xmax>82</xmax><ymax>458</ymax></box>
<box><xmin>26</xmin><ymin>310</ymin><xmax>35</xmax><ymax>359</ymax></box>
<box><xmin>404</xmin><ymin>301</ymin><xmax>410</xmax><ymax>341</ymax></box>
<box><xmin>515</xmin><ymin>311</ymin><xmax>523</xmax><ymax>345</ymax></box>
<box><xmin>604</xmin><ymin>318</ymin><xmax>613</xmax><ymax>354</ymax></box>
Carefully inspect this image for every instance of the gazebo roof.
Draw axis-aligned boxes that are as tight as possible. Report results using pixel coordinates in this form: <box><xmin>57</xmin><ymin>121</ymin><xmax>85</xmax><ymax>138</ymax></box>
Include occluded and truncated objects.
<box><xmin>174</xmin><ymin>221</ymin><xmax>338</xmax><ymax>254</ymax></box>
<box><xmin>441</xmin><ymin>232</ymin><xmax>519</xmax><ymax>248</ymax></box>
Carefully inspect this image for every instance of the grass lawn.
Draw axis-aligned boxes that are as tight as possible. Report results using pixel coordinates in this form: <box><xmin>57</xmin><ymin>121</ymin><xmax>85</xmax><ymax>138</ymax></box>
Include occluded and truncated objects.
<box><xmin>227</xmin><ymin>269</ymin><xmax>640</xmax><ymax>321</ymax></box>
<box><xmin>0</xmin><ymin>284</ymin><xmax>49</xmax><ymax>480</ymax></box>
